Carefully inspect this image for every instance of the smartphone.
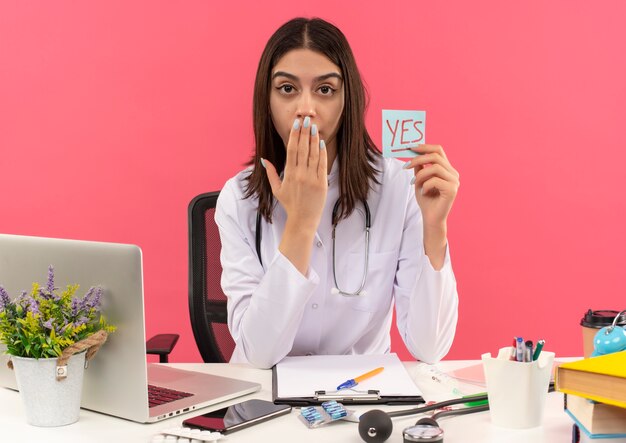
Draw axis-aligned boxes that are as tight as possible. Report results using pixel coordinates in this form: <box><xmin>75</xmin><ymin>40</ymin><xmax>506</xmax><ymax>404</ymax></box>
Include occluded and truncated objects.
<box><xmin>182</xmin><ymin>399</ymin><xmax>291</xmax><ymax>434</ymax></box>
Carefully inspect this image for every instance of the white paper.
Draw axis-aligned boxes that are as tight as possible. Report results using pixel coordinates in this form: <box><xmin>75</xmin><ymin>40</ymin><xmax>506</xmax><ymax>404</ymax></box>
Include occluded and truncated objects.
<box><xmin>275</xmin><ymin>353</ymin><xmax>422</xmax><ymax>398</ymax></box>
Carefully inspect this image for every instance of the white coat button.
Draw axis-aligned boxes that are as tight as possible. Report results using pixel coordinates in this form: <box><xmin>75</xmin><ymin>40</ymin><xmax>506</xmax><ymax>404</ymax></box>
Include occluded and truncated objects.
<box><xmin>312</xmin><ymin>303</ymin><xmax>319</xmax><ymax>309</ymax></box>
<box><xmin>317</xmin><ymin>241</ymin><xmax>323</xmax><ymax>247</ymax></box>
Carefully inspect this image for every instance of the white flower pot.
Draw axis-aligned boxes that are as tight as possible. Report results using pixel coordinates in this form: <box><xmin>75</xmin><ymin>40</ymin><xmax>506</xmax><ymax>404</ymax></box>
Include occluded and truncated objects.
<box><xmin>11</xmin><ymin>351</ymin><xmax>86</xmax><ymax>427</ymax></box>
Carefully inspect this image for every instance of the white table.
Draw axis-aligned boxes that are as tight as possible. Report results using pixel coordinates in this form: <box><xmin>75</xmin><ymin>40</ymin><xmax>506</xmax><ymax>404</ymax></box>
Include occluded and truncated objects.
<box><xmin>0</xmin><ymin>360</ymin><xmax>574</xmax><ymax>443</ymax></box>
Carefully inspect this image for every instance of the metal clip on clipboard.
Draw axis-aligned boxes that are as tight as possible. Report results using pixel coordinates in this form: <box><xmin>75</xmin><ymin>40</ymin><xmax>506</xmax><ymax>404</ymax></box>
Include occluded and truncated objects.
<box><xmin>314</xmin><ymin>389</ymin><xmax>381</xmax><ymax>402</ymax></box>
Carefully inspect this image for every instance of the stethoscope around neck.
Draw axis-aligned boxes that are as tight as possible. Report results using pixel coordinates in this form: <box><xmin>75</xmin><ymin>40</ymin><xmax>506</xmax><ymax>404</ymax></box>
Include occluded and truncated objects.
<box><xmin>255</xmin><ymin>198</ymin><xmax>371</xmax><ymax>296</ymax></box>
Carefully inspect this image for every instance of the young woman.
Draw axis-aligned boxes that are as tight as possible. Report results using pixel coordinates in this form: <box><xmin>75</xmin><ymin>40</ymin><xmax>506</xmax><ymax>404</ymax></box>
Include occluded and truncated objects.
<box><xmin>215</xmin><ymin>17</ymin><xmax>460</xmax><ymax>368</ymax></box>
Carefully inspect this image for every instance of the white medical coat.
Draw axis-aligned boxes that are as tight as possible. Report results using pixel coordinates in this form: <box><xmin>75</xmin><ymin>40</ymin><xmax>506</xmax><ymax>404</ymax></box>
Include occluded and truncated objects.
<box><xmin>215</xmin><ymin>157</ymin><xmax>458</xmax><ymax>368</ymax></box>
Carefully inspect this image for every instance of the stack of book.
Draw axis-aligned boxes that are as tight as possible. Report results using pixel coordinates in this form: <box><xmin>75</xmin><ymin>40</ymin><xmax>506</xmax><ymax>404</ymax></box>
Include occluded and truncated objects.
<box><xmin>556</xmin><ymin>351</ymin><xmax>626</xmax><ymax>442</ymax></box>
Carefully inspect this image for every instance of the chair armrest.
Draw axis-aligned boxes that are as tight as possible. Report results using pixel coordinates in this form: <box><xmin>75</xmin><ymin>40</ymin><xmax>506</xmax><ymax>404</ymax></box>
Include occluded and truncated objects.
<box><xmin>146</xmin><ymin>334</ymin><xmax>180</xmax><ymax>363</ymax></box>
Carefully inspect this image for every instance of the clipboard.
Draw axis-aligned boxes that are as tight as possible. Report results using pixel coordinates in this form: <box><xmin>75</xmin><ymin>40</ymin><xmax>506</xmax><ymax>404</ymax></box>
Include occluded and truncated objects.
<box><xmin>271</xmin><ymin>353</ymin><xmax>425</xmax><ymax>406</ymax></box>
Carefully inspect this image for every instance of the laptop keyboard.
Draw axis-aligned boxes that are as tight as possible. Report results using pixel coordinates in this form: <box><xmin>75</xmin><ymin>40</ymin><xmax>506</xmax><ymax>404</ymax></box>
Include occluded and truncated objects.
<box><xmin>148</xmin><ymin>384</ymin><xmax>194</xmax><ymax>408</ymax></box>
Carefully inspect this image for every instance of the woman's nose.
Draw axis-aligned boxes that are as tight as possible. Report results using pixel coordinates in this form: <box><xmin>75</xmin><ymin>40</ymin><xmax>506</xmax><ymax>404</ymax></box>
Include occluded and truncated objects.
<box><xmin>296</xmin><ymin>92</ymin><xmax>316</xmax><ymax>119</ymax></box>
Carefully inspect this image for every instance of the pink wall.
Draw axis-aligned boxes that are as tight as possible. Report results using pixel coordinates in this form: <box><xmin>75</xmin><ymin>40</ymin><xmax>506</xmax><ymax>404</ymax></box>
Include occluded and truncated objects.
<box><xmin>1</xmin><ymin>1</ymin><xmax>625</xmax><ymax>362</ymax></box>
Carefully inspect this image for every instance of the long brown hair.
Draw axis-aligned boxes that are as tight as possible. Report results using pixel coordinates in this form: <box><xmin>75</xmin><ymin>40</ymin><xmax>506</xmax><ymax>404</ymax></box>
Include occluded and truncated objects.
<box><xmin>244</xmin><ymin>17</ymin><xmax>380</xmax><ymax>224</ymax></box>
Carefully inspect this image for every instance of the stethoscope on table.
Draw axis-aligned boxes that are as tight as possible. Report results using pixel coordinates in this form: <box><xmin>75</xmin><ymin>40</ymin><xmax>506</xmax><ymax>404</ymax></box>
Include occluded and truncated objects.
<box><xmin>358</xmin><ymin>382</ymin><xmax>556</xmax><ymax>443</ymax></box>
<box><xmin>357</xmin><ymin>396</ymin><xmax>489</xmax><ymax>443</ymax></box>
<box><xmin>255</xmin><ymin>198</ymin><xmax>371</xmax><ymax>297</ymax></box>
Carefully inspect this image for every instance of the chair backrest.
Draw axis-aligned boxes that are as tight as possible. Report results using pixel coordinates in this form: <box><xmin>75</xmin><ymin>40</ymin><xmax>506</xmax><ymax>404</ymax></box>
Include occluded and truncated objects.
<box><xmin>188</xmin><ymin>191</ymin><xmax>236</xmax><ymax>363</ymax></box>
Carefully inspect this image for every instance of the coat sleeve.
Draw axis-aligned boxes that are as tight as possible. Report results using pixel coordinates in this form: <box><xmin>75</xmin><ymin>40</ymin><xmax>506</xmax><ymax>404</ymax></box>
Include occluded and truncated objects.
<box><xmin>215</xmin><ymin>181</ymin><xmax>319</xmax><ymax>368</ymax></box>
<box><xmin>393</xmin><ymin>190</ymin><xmax>459</xmax><ymax>364</ymax></box>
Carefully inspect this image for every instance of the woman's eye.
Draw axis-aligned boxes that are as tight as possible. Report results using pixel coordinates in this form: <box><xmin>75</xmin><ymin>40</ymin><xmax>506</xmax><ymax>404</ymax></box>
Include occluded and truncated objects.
<box><xmin>279</xmin><ymin>85</ymin><xmax>295</xmax><ymax>94</ymax></box>
<box><xmin>319</xmin><ymin>86</ymin><xmax>334</xmax><ymax>95</ymax></box>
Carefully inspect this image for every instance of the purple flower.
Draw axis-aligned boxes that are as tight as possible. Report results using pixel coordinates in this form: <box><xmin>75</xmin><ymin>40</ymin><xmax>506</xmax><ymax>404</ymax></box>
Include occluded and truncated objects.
<box><xmin>76</xmin><ymin>316</ymin><xmax>89</xmax><ymax>326</ymax></box>
<box><xmin>42</xmin><ymin>319</ymin><xmax>54</xmax><ymax>330</ymax></box>
<box><xmin>27</xmin><ymin>297</ymin><xmax>41</xmax><ymax>316</ymax></box>
<box><xmin>46</xmin><ymin>265</ymin><xmax>56</xmax><ymax>294</ymax></box>
<box><xmin>81</xmin><ymin>287</ymin><xmax>94</xmax><ymax>307</ymax></box>
<box><xmin>0</xmin><ymin>286</ymin><xmax>10</xmax><ymax>311</ymax></box>
<box><xmin>82</xmin><ymin>286</ymin><xmax>102</xmax><ymax>311</ymax></box>
<box><xmin>38</xmin><ymin>287</ymin><xmax>53</xmax><ymax>301</ymax></box>
<box><xmin>15</xmin><ymin>290</ymin><xmax>28</xmax><ymax>303</ymax></box>
<box><xmin>70</xmin><ymin>298</ymin><xmax>80</xmax><ymax>317</ymax></box>
<box><xmin>37</xmin><ymin>288</ymin><xmax>45</xmax><ymax>300</ymax></box>
<box><xmin>92</xmin><ymin>287</ymin><xmax>102</xmax><ymax>311</ymax></box>
<box><xmin>18</xmin><ymin>293</ymin><xmax>29</xmax><ymax>307</ymax></box>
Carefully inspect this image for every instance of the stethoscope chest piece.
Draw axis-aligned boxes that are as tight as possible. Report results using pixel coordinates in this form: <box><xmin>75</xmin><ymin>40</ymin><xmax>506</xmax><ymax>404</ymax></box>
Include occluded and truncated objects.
<box><xmin>402</xmin><ymin>423</ymin><xmax>444</xmax><ymax>442</ymax></box>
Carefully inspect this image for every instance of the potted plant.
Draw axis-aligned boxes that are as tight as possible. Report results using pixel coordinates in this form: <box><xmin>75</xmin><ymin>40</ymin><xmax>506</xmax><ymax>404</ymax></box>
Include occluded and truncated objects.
<box><xmin>0</xmin><ymin>265</ymin><xmax>115</xmax><ymax>426</ymax></box>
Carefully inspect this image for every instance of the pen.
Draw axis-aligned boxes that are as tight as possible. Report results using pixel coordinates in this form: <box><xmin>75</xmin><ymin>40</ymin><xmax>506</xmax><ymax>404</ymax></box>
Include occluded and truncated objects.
<box><xmin>510</xmin><ymin>337</ymin><xmax>517</xmax><ymax>361</ymax></box>
<box><xmin>516</xmin><ymin>337</ymin><xmax>524</xmax><ymax>362</ymax></box>
<box><xmin>524</xmin><ymin>340</ymin><xmax>533</xmax><ymax>362</ymax></box>
<box><xmin>533</xmin><ymin>339</ymin><xmax>545</xmax><ymax>361</ymax></box>
<box><xmin>337</xmin><ymin>367</ymin><xmax>384</xmax><ymax>390</ymax></box>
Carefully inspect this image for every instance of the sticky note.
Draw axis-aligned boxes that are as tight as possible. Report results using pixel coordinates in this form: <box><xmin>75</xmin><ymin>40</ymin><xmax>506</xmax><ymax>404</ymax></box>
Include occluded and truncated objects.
<box><xmin>382</xmin><ymin>110</ymin><xmax>426</xmax><ymax>158</ymax></box>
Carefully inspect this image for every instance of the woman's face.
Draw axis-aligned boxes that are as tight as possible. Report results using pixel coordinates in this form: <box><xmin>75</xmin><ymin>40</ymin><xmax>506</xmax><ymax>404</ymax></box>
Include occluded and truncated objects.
<box><xmin>269</xmin><ymin>48</ymin><xmax>345</xmax><ymax>154</ymax></box>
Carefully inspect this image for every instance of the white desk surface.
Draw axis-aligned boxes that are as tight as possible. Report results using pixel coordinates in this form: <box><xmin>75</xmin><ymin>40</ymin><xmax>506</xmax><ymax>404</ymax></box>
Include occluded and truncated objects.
<box><xmin>0</xmin><ymin>360</ymin><xmax>574</xmax><ymax>443</ymax></box>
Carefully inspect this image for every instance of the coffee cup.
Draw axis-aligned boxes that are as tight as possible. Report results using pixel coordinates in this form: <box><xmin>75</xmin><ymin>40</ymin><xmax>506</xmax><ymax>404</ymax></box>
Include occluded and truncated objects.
<box><xmin>580</xmin><ymin>309</ymin><xmax>626</xmax><ymax>358</ymax></box>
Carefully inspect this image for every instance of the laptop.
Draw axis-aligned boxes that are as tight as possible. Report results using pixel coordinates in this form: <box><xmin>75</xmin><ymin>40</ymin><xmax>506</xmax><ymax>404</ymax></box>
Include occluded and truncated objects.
<box><xmin>0</xmin><ymin>233</ymin><xmax>260</xmax><ymax>423</ymax></box>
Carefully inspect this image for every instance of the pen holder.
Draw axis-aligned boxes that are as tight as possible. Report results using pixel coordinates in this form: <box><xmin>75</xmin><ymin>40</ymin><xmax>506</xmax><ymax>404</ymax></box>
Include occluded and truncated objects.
<box><xmin>481</xmin><ymin>347</ymin><xmax>555</xmax><ymax>429</ymax></box>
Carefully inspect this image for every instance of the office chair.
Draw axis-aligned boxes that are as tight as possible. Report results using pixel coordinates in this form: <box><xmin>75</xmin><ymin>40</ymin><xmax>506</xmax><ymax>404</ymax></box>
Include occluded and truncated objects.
<box><xmin>147</xmin><ymin>191</ymin><xmax>235</xmax><ymax>363</ymax></box>
<box><xmin>188</xmin><ymin>191</ymin><xmax>236</xmax><ymax>363</ymax></box>
<box><xmin>146</xmin><ymin>333</ymin><xmax>179</xmax><ymax>363</ymax></box>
